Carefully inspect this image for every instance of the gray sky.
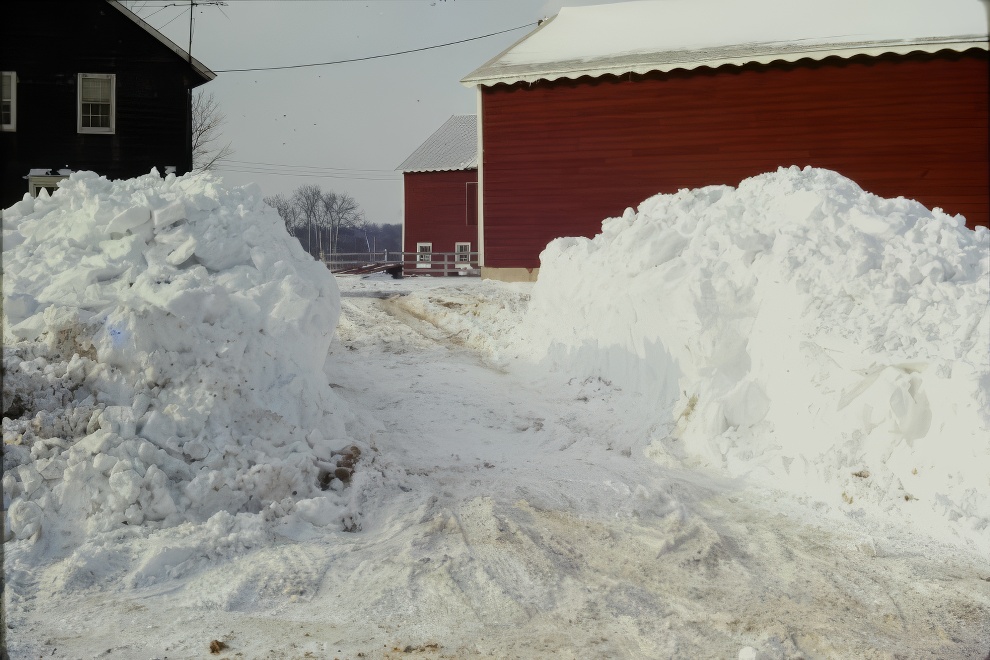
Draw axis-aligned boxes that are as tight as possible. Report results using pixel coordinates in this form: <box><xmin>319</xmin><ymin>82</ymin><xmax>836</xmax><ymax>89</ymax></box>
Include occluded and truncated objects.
<box><xmin>131</xmin><ymin>0</ymin><xmax>621</xmax><ymax>226</ymax></box>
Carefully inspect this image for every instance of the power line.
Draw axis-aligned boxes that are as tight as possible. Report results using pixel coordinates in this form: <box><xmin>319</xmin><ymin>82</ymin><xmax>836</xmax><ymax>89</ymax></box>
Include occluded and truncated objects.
<box><xmin>216</xmin><ymin>160</ymin><xmax>400</xmax><ymax>179</ymax></box>
<box><xmin>139</xmin><ymin>4</ymin><xmax>176</xmax><ymax>20</ymax></box>
<box><xmin>213</xmin><ymin>22</ymin><xmax>535</xmax><ymax>73</ymax></box>
<box><xmin>214</xmin><ymin>166</ymin><xmax>399</xmax><ymax>182</ymax></box>
<box><xmin>159</xmin><ymin>6</ymin><xmax>189</xmax><ymax>29</ymax></box>
<box><xmin>218</xmin><ymin>158</ymin><xmax>395</xmax><ymax>174</ymax></box>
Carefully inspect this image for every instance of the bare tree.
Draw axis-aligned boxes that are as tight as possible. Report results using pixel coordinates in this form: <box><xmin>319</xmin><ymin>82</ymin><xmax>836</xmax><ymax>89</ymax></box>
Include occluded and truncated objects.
<box><xmin>191</xmin><ymin>90</ymin><xmax>234</xmax><ymax>171</ymax></box>
<box><xmin>321</xmin><ymin>191</ymin><xmax>362</xmax><ymax>256</ymax></box>
<box><xmin>292</xmin><ymin>184</ymin><xmax>327</xmax><ymax>257</ymax></box>
<box><xmin>263</xmin><ymin>193</ymin><xmax>299</xmax><ymax>233</ymax></box>
<box><xmin>356</xmin><ymin>217</ymin><xmax>374</xmax><ymax>253</ymax></box>
<box><xmin>263</xmin><ymin>185</ymin><xmax>365</xmax><ymax>259</ymax></box>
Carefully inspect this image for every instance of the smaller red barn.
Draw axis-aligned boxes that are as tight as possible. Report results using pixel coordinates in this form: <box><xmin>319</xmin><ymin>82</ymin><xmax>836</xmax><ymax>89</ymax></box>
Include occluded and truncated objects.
<box><xmin>398</xmin><ymin>115</ymin><xmax>479</xmax><ymax>276</ymax></box>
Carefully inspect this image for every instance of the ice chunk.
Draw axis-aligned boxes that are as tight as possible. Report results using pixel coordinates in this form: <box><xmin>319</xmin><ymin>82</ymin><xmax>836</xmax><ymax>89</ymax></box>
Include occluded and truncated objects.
<box><xmin>153</xmin><ymin>201</ymin><xmax>187</xmax><ymax>229</ymax></box>
<box><xmin>106</xmin><ymin>205</ymin><xmax>151</xmax><ymax>234</ymax></box>
<box><xmin>8</xmin><ymin>500</ymin><xmax>43</xmax><ymax>539</ymax></box>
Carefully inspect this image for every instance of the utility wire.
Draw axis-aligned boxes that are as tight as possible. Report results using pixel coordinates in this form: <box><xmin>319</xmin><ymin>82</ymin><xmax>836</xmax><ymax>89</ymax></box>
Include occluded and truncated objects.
<box><xmin>217</xmin><ymin>164</ymin><xmax>398</xmax><ymax>179</ymax></box>
<box><xmin>159</xmin><ymin>6</ymin><xmax>189</xmax><ymax>29</ymax></box>
<box><xmin>214</xmin><ymin>166</ymin><xmax>399</xmax><ymax>182</ymax></box>
<box><xmin>213</xmin><ymin>22</ymin><xmax>535</xmax><ymax>73</ymax></box>
<box><xmin>217</xmin><ymin>158</ymin><xmax>395</xmax><ymax>174</ymax></box>
<box><xmin>139</xmin><ymin>4</ymin><xmax>174</xmax><ymax>20</ymax></box>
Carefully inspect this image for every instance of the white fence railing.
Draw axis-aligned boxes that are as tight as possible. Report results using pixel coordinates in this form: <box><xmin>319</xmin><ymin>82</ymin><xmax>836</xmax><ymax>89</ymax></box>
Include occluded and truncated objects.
<box><xmin>323</xmin><ymin>251</ymin><xmax>480</xmax><ymax>277</ymax></box>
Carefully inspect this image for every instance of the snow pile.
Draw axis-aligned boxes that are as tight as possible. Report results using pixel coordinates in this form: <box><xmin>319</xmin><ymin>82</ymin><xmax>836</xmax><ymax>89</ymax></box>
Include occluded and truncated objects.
<box><xmin>2</xmin><ymin>171</ymin><xmax>361</xmax><ymax>546</ymax></box>
<box><xmin>517</xmin><ymin>167</ymin><xmax>990</xmax><ymax>549</ymax></box>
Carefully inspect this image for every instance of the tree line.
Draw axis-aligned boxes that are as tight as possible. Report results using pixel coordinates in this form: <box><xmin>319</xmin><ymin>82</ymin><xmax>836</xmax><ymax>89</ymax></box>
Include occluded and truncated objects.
<box><xmin>264</xmin><ymin>185</ymin><xmax>401</xmax><ymax>259</ymax></box>
<box><xmin>189</xmin><ymin>95</ymin><xmax>401</xmax><ymax>260</ymax></box>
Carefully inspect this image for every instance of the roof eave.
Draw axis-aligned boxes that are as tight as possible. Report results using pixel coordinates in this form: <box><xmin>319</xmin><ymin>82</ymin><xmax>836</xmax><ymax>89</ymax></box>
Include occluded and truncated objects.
<box><xmin>460</xmin><ymin>15</ymin><xmax>555</xmax><ymax>88</ymax></box>
<box><xmin>399</xmin><ymin>164</ymin><xmax>479</xmax><ymax>174</ymax></box>
<box><xmin>462</xmin><ymin>37</ymin><xmax>989</xmax><ymax>88</ymax></box>
<box><xmin>107</xmin><ymin>0</ymin><xmax>218</xmax><ymax>84</ymax></box>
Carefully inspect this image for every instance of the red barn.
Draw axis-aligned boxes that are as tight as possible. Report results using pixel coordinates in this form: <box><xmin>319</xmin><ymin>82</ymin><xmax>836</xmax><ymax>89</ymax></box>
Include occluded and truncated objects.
<box><xmin>398</xmin><ymin>115</ymin><xmax>479</xmax><ymax>275</ymax></box>
<box><xmin>462</xmin><ymin>0</ymin><xmax>989</xmax><ymax>281</ymax></box>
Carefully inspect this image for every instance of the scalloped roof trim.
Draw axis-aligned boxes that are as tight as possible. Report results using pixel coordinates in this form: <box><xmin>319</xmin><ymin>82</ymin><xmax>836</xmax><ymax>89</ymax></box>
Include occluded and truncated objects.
<box><xmin>463</xmin><ymin>38</ymin><xmax>987</xmax><ymax>87</ymax></box>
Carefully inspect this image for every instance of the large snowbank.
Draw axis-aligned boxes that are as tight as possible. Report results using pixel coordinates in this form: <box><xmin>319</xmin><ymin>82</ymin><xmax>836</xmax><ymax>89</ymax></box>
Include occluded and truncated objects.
<box><xmin>2</xmin><ymin>171</ymin><xmax>362</xmax><ymax>548</ymax></box>
<box><xmin>517</xmin><ymin>167</ymin><xmax>990</xmax><ymax>550</ymax></box>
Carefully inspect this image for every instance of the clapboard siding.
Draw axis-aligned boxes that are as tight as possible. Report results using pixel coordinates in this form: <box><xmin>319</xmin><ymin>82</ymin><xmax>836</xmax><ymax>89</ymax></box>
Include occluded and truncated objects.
<box><xmin>403</xmin><ymin>170</ymin><xmax>479</xmax><ymax>255</ymax></box>
<box><xmin>0</xmin><ymin>1</ymin><xmax>207</xmax><ymax>207</ymax></box>
<box><xmin>481</xmin><ymin>51</ymin><xmax>989</xmax><ymax>269</ymax></box>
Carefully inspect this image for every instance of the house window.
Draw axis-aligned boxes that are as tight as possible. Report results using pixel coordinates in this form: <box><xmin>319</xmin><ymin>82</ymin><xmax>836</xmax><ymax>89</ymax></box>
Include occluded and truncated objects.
<box><xmin>455</xmin><ymin>242</ymin><xmax>471</xmax><ymax>263</ymax></box>
<box><xmin>28</xmin><ymin>174</ymin><xmax>69</xmax><ymax>197</ymax></box>
<box><xmin>1</xmin><ymin>71</ymin><xmax>15</xmax><ymax>131</ymax></box>
<box><xmin>78</xmin><ymin>73</ymin><xmax>115</xmax><ymax>133</ymax></box>
<box><xmin>416</xmin><ymin>242</ymin><xmax>432</xmax><ymax>268</ymax></box>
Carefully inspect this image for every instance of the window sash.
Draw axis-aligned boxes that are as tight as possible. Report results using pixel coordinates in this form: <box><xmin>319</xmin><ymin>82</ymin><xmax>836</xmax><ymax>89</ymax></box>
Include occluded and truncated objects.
<box><xmin>81</xmin><ymin>102</ymin><xmax>112</xmax><ymax>128</ymax></box>
<box><xmin>1</xmin><ymin>71</ymin><xmax>15</xmax><ymax>130</ymax></box>
<box><xmin>81</xmin><ymin>77</ymin><xmax>110</xmax><ymax>102</ymax></box>
<box><xmin>78</xmin><ymin>74</ymin><xmax>114</xmax><ymax>133</ymax></box>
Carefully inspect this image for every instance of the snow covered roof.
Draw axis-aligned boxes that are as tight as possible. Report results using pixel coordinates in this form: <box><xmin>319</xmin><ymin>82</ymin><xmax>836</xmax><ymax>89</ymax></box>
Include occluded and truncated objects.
<box><xmin>25</xmin><ymin>168</ymin><xmax>72</xmax><ymax>177</ymax></box>
<box><xmin>462</xmin><ymin>0</ymin><xmax>989</xmax><ymax>87</ymax></box>
<box><xmin>108</xmin><ymin>0</ymin><xmax>216</xmax><ymax>84</ymax></box>
<box><xmin>397</xmin><ymin>115</ymin><xmax>478</xmax><ymax>173</ymax></box>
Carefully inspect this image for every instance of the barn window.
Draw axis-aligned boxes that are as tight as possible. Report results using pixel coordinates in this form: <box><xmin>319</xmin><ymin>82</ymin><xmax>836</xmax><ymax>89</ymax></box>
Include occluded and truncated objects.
<box><xmin>455</xmin><ymin>242</ymin><xmax>471</xmax><ymax>262</ymax></box>
<box><xmin>78</xmin><ymin>73</ymin><xmax>115</xmax><ymax>134</ymax></box>
<box><xmin>416</xmin><ymin>242</ymin><xmax>432</xmax><ymax>268</ymax></box>
<box><xmin>1</xmin><ymin>71</ymin><xmax>15</xmax><ymax>131</ymax></box>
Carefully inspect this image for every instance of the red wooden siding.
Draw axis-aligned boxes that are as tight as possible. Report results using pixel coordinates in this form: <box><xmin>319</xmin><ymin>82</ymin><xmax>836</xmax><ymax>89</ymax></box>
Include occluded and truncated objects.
<box><xmin>403</xmin><ymin>169</ymin><xmax>479</xmax><ymax>255</ymax></box>
<box><xmin>481</xmin><ymin>51</ymin><xmax>989</xmax><ymax>269</ymax></box>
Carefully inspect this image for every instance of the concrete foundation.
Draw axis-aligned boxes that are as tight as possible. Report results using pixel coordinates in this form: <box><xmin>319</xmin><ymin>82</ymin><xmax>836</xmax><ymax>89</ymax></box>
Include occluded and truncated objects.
<box><xmin>480</xmin><ymin>267</ymin><xmax>540</xmax><ymax>283</ymax></box>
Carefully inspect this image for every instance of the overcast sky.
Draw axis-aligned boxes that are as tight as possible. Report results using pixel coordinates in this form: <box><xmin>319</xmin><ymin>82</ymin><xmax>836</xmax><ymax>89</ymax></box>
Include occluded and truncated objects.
<box><xmin>128</xmin><ymin>0</ymin><xmax>623</xmax><ymax>227</ymax></box>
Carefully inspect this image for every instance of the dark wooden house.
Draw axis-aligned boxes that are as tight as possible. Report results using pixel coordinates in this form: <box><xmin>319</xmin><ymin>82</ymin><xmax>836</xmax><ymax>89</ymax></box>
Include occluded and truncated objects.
<box><xmin>462</xmin><ymin>0</ymin><xmax>989</xmax><ymax>281</ymax></box>
<box><xmin>1</xmin><ymin>0</ymin><xmax>215</xmax><ymax>208</ymax></box>
<box><xmin>397</xmin><ymin>115</ymin><xmax>479</xmax><ymax>275</ymax></box>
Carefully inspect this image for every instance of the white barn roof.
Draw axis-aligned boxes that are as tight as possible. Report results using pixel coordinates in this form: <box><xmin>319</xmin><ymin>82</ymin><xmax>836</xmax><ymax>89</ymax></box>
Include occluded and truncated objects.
<box><xmin>462</xmin><ymin>0</ymin><xmax>989</xmax><ymax>87</ymax></box>
<box><xmin>398</xmin><ymin>115</ymin><xmax>478</xmax><ymax>173</ymax></box>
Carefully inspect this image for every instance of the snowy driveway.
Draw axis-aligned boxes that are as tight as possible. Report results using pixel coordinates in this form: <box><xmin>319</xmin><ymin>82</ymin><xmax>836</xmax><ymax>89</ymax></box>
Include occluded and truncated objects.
<box><xmin>6</xmin><ymin>276</ymin><xmax>989</xmax><ymax>659</ymax></box>
<box><xmin>316</xmin><ymin>278</ymin><xmax>990</xmax><ymax>659</ymax></box>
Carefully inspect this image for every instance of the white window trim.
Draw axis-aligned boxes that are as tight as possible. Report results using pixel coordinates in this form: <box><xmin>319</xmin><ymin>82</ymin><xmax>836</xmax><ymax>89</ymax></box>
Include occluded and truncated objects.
<box><xmin>454</xmin><ymin>242</ymin><xmax>472</xmax><ymax>264</ymax></box>
<box><xmin>416</xmin><ymin>242</ymin><xmax>432</xmax><ymax>268</ymax></box>
<box><xmin>1</xmin><ymin>71</ymin><xmax>16</xmax><ymax>131</ymax></box>
<box><xmin>77</xmin><ymin>73</ymin><xmax>115</xmax><ymax>134</ymax></box>
<box><xmin>28</xmin><ymin>174</ymin><xmax>69</xmax><ymax>198</ymax></box>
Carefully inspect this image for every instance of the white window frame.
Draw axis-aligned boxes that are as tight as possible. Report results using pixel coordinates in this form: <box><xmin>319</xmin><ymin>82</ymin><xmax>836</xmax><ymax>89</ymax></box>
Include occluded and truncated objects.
<box><xmin>1</xmin><ymin>71</ymin><xmax>16</xmax><ymax>131</ymax></box>
<box><xmin>455</xmin><ymin>242</ymin><xmax>471</xmax><ymax>263</ymax></box>
<box><xmin>28</xmin><ymin>174</ymin><xmax>69</xmax><ymax>198</ymax></box>
<box><xmin>416</xmin><ymin>242</ymin><xmax>432</xmax><ymax>268</ymax></box>
<box><xmin>77</xmin><ymin>73</ymin><xmax>115</xmax><ymax>134</ymax></box>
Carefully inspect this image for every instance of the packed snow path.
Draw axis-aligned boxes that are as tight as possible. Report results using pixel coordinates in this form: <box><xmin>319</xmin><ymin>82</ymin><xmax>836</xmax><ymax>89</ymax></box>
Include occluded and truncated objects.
<box><xmin>6</xmin><ymin>277</ymin><xmax>989</xmax><ymax>659</ymax></box>
<box><xmin>323</xmin><ymin>280</ymin><xmax>990</xmax><ymax>659</ymax></box>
